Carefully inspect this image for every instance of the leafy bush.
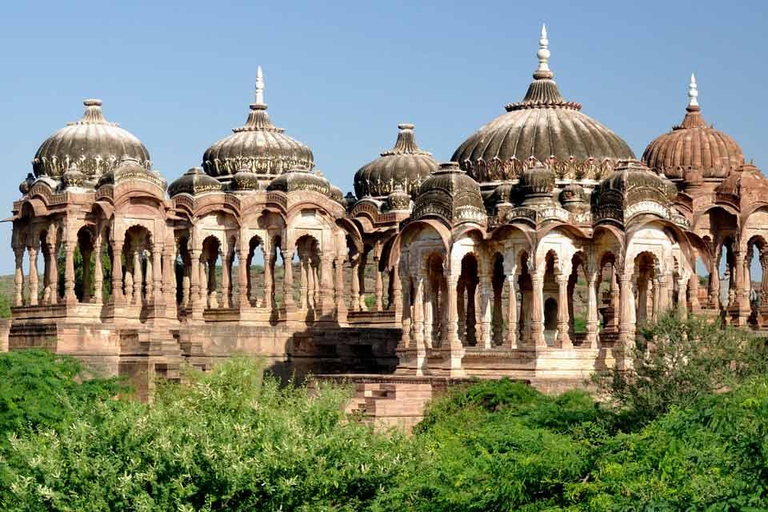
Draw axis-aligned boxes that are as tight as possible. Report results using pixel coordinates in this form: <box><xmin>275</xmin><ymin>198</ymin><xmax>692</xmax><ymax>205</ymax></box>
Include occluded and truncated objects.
<box><xmin>594</xmin><ymin>312</ymin><xmax>768</xmax><ymax>426</ymax></box>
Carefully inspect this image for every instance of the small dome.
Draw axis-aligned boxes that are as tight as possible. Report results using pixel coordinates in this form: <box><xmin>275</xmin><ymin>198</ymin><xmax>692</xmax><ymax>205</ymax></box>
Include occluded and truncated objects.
<box><xmin>386</xmin><ymin>184</ymin><xmax>411</xmax><ymax>212</ymax></box>
<box><xmin>203</xmin><ymin>68</ymin><xmax>314</xmax><ymax>181</ymax></box>
<box><xmin>169</xmin><ymin>167</ymin><xmax>222</xmax><ymax>197</ymax></box>
<box><xmin>97</xmin><ymin>156</ymin><xmax>166</xmax><ymax>190</ymax></box>
<box><xmin>33</xmin><ymin>99</ymin><xmax>151</xmax><ymax>180</ymax></box>
<box><xmin>61</xmin><ymin>164</ymin><xmax>87</xmax><ymax>190</ymax></box>
<box><xmin>452</xmin><ymin>26</ymin><xmax>634</xmax><ymax>184</ymax></box>
<box><xmin>594</xmin><ymin>160</ymin><xmax>676</xmax><ymax>220</ymax></box>
<box><xmin>354</xmin><ymin>123</ymin><xmax>438</xmax><ymax>199</ymax></box>
<box><xmin>230</xmin><ymin>168</ymin><xmax>261</xmax><ymax>191</ymax></box>
<box><xmin>560</xmin><ymin>183</ymin><xmax>587</xmax><ymax>212</ymax></box>
<box><xmin>715</xmin><ymin>163</ymin><xmax>768</xmax><ymax>205</ymax></box>
<box><xmin>266</xmin><ymin>169</ymin><xmax>336</xmax><ymax>199</ymax></box>
<box><xmin>413</xmin><ymin>162</ymin><xmax>486</xmax><ymax>225</ymax></box>
<box><xmin>519</xmin><ymin>163</ymin><xmax>555</xmax><ymax>206</ymax></box>
<box><xmin>642</xmin><ymin>75</ymin><xmax>744</xmax><ymax>180</ymax></box>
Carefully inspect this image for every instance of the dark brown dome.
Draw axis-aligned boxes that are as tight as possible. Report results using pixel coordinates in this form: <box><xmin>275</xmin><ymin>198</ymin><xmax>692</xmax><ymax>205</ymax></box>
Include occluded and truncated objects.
<box><xmin>642</xmin><ymin>75</ymin><xmax>744</xmax><ymax>180</ymax></box>
<box><xmin>413</xmin><ymin>162</ymin><xmax>486</xmax><ymax>225</ymax></box>
<box><xmin>169</xmin><ymin>167</ymin><xmax>222</xmax><ymax>197</ymax></box>
<box><xmin>202</xmin><ymin>68</ymin><xmax>314</xmax><ymax>181</ymax></box>
<box><xmin>452</xmin><ymin>27</ymin><xmax>634</xmax><ymax>184</ymax></box>
<box><xmin>266</xmin><ymin>169</ymin><xmax>336</xmax><ymax>200</ymax></box>
<box><xmin>33</xmin><ymin>99</ymin><xmax>151</xmax><ymax>180</ymax></box>
<box><xmin>353</xmin><ymin>124</ymin><xmax>437</xmax><ymax>199</ymax></box>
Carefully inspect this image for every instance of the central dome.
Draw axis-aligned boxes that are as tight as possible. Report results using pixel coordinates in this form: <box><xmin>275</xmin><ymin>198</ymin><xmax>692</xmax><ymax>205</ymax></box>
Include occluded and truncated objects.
<box><xmin>202</xmin><ymin>67</ymin><xmax>314</xmax><ymax>182</ymax></box>
<box><xmin>452</xmin><ymin>26</ymin><xmax>634</xmax><ymax>184</ymax></box>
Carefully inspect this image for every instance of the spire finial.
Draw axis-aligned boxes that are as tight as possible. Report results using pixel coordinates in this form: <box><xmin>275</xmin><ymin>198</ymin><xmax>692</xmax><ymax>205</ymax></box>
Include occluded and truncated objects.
<box><xmin>255</xmin><ymin>66</ymin><xmax>265</xmax><ymax>105</ymax></box>
<box><xmin>687</xmin><ymin>72</ymin><xmax>699</xmax><ymax>109</ymax></box>
<box><xmin>534</xmin><ymin>24</ymin><xmax>553</xmax><ymax>80</ymax></box>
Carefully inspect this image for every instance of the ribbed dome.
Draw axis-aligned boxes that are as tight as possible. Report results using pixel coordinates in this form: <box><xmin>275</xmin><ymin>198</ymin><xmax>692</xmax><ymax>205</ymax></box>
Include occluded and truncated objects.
<box><xmin>642</xmin><ymin>75</ymin><xmax>744</xmax><ymax>180</ymax></box>
<box><xmin>169</xmin><ymin>167</ymin><xmax>222</xmax><ymax>197</ymax></box>
<box><xmin>452</xmin><ymin>26</ymin><xmax>634</xmax><ymax>184</ymax></box>
<box><xmin>33</xmin><ymin>99</ymin><xmax>151</xmax><ymax>180</ymax></box>
<box><xmin>353</xmin><ymin>124</ymin><xmax>437</xmax><ymax>199</ymax></box>
<box><xmin>594</xmin><ymin>159</ymin><xmax>676</xmax><ymax>221</ymax></box>
<box><xmin>413</xmin><ymin>162</ymin><xmax>486</xmax><ymax>225</ymax></box>
<box><xmin>266</xmin><ymin>169</ymin><xmax>335</xmax><ymax>199</ymax></box>
<box><xmin>202</xmin><ymin>68</ymin><xmax>314</xmax><ymax>181</ymax></box>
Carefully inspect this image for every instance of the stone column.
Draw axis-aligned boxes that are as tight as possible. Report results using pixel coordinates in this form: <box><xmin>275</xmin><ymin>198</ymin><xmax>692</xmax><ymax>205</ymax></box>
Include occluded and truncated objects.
<box><xmin>28</xmin><ymin>245</ymin><xmax>39</xmax><ymax>306</ymax></box>
<box><xmin>651</xmin><ymin>277</ymin><xmax>660</xmax><ymax>324</ymax></box>
<box><xmin>282</xmin><ymin>248</ymin><xmax>295</xmax><ymax>312</ymax></box>
<box><xmin>398</xmin><ymin>275</ymin><xmax>412</xmax><ymax>350</ymax></box>
<box><xmin>412</xmin><ymin>274</ymin><xmax>425</xmax><ymax>354</ymax></box>
<box><xmin>93</xmin><ymin>239</ymin><xmax>103</xmax><ymax>304</ymax></box>
<box><xmin>334</xmin><ymin>256</ymin><xmax>348</xmax><ymax>321</ymax></box>
<box><xmin>374</xmin><ymin>258</ymin><xmax>383</xmax><ymax>312</ymax></box>
<box><xmin>152</xmin><ymin>244</ymin><xmax>163</xmax><ymax>306</ymax></box>
<box><xmin>761</xmin><ymin>254</ymin><xmax>768</xmax><ymax>305</ymax></box>
<box><xmin>64</xmin><ymin>240</ymin><xmax>76</xmax><ymax>305</ymax></box>
<box><xmin>690</xmin><ymin>267</ymin><xmax>701</xmax><ymax>313</ymax></box>
<box><xmin>619</xmin><ymin>272</ymin><xmax>636</xmax><ymax>356</ymax></box>
<box><xmin>735</xmin><ymin>249</ymin><xmax>750</xmax><ymax>325</ymax></box>
<box><xmin>586</xmin><ymin>270</ymin><xmax>599</xmax><ymax>349</ymax></box>
<box><xmin>46</xmin><ymin>242</ymin><xmax>58</xmax><ymax>304</ymax></box>
<box><xmin>320</xmin><ymin>255</ymin><xmax>334</xmax><ymax>315</ymax></box>
<box><xmin>506</xmin><ymin>273</ymin><xmax>518</xmax><ymax>349</ymax></box>
<box><xmin>145</xmin><ymin>251</ymin><xmax>153</xmax><ymax>301</ymax></box>
<box><xmin>350</xmin><ymin>258</ymin><xmax>360</xmax><ymax>312</ymax></box>
<box><xmin>444</xmin><ymin>262</ymin><xmax>464</xmax><ymax>376</ymax></box>
<box><xmin>678</xmin><ymin>275</ymin><xmax>689</xmax><ymax>319</ymax></box>
<box><xmin>132</xmin><ymin>249</ymin><xmax>141</xmax><ymax>305</ymax></box>
<box><xmin>239</xmin><ymin>246</ymin><xmax>249</xmax><ymax>309</ymax></box>
<box><xmin>13</xmin><ymin>246</ymin><xmax>24</xmax><ymax>307</ymax></box>
<box><xmin>81</xmin><ymin>245</ymin><xmax>91</xmax><ymax>303</ymax></box>
<box><xmin>709</xmin><ymin>255</ymin><xmax>720</xmax><ymax>309</ymax></box>
<box><xmin>556</xmin><ymin>275</ymin><xmax>571</xmax><ymax>348</ymax></box>
<box><xmin>479</xmin><ymin>271</ymin><xmax>492</xmax><ymax>349</ymax></box>
<box><xmin>391</xmin><ymin>263</ymin><xmax>402</xmax><ymax>321</ymax></box>
<box><xmin>163</xmin><ymin>245</ymin><xmax>176</xmax><ymax>309</ymax></box>
<box><xmin>531</xmin><ymin>270</ymin><xmax>546</xmax><ymax>348</ymax></box>
<box><xmin>111</xmin><ymin>241</ymin><xmax>124</xmax><ymax>304</ymax></box>
<box><xmin>189</xmin><ymin>249</ymin><xmax>202</xmax><ymax>319</ymax></box>
<box><xmin>263</xmin><ymin>250</ymin><xmax>274</xmax><ymax>310</ymax></box>
<box><xmin>299</xmin><ymin>256</ymin><xmax>308</xmax><ymax>310</ymax></box>
<box><xmin>221</xmin><ymin>251</ymin><xmax>230</xmax><ymax>309</ymax></box>
<box><xmin>358</xmin><ymin>252</ymin><xmax>368</xmax><ymax>310</ymax></box>
<box><xmin>423</xmin><ymin>279</ymin><xmax>434</xmax><ymax>349</ymax></box>
<box><xmin>457</xmin><ymin>279</ymin><xmax>465</xmax><ymax>343</ymax></box>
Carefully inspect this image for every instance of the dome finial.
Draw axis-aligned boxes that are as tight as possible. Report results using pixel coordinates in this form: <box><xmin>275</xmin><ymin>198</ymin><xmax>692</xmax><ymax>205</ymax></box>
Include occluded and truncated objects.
<box><xmin>687</xmin><ymin>72</ymin><xmax>699</xmax><ymax>110</ymax></box>
<box><xmin>534</xmin><ymin>24</ymin><xmax>553</xmax><ymax>80</ymax></box>
<box><xmin>255</xmin><ymin>66</ymin><xmax>265</xmax><ymax>105</ymax></box>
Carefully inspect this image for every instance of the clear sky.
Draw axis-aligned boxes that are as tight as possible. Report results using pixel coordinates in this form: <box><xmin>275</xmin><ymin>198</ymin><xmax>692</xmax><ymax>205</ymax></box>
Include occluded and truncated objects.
<box><xmin>0</xmin><ymin>0</ymin><xmax>766</xmax><ymax>274</ymax></box>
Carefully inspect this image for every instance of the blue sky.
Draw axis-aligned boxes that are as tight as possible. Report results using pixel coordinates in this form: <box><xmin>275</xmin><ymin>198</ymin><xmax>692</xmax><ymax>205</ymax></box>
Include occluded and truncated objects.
<box><xmin>0</xmin><ymin>0</ymin><xmax>765</xmax><ymax>274</ymax></box>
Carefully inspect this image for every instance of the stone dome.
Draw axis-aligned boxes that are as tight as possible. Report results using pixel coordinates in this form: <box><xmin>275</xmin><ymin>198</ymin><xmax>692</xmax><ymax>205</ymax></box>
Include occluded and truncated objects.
<box><xmin>594</xmin><ymin>159</ymin><xmax>676</xmax><ymax>221</ymax></box>
<box><xmin>642</xmin><ymin>74</ymin><xmax>745</xmax><ymax>180</ymax></box>
<box><xmin>202</xmin><ymin>67</ymin><xmax>314</xmax><ymax>181</ymax></box>
<box><xmin>519</xmin><ymin>163</ymin><xmax>555</xmax><ymax>206</ymax></box>
<box><xmin>266</xmin><ymin>169</ymin><xmax>336</xmax><ymax>199</ymax></box>
<box><xmin>169</xmin><ymin>167</ymin><xmax>222</xmax><ymax>197</ymax></box>
<box><xmin>33</xmin><ymin>99</ymin><xmax>151</xmax><ymax>180</ymax></box>
<box><xmin>230</xmin><ymin>168</ymin><xmax>261</xmax><ymax>192</ymax></box>
<box><xmin>451</xmin><ymin>26</ymin><xmax>634</xmax><ymax>184</ymax></box>
<box><xmin>412</xmin><ymin>162</ymin><xmax>486</xmax><ymax>225</ymax></box>
<box><xmin>353</xmin><ymin>123</ymin><xmax>438</xmax><ymax>199</ymax></box>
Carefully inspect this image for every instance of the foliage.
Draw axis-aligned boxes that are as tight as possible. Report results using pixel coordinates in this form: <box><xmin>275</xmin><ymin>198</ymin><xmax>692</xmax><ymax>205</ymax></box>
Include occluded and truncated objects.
<box><xmin>0</xmin><ymin>350</ymin><xmax>123</xmax><ymax>445</ymax></box>
<box><xmin>0</xmin><ymin>356</ymin><xmax>408</xmax><ymax>511</ymax></box>
<box><xmin>0</xmin><ymin>293</ymin><xmax>11</xmax><ymax>318</ymax></box>
<box><xmin>593</xmin><ymin>311</ymin><xmax>768</xmax><ymax>426</ymax></box>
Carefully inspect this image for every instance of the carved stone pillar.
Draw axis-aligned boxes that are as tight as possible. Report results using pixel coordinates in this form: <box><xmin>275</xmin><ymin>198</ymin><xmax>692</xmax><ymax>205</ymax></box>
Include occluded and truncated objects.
<box><xmin>132</xmin><ymin>249</ymin><xmax>141</xmax><ymax>305</ymax></box>
<box><xmin>619</xmin><ymin>272</ymin><xmax>636</xmax><ymax>361</ymax></box>
<box><xmin>111</xmin><ymin>241</ymin><xmax>124</xmax><ymax>304</ymax></box>
<box><xmin>457</xmin><ymin>279</ymin><xmax>465</xmax><ymax>343</ymax></box>
<box><xmin>398</xmin><ymin>274</ymin><xmax>412</xmax><ymax>350</ymax></box>
<box><xmin>63</xmin><ymin>240</ymin><xmax>76</xmax><ymax>305</ymax></box>
<box><xmin>221</xmin><ymin>251</ymin><xmax>230</xmax><ymax>309</ymax></box>
<box><xmin>391</xmin><ymin>263</ymin><xmax>402</xmax><ymax>321</ymax></box>
<box><xmin>556</xmin><ymin>275</ymin><xmax>571</xmax><ymax>348</ymax></box>
<box><xmin>145</xmin><ymin>251</ymin><xmax>153</xmax><ymax>301</ymax></box>
<box><xmin>506</xmin><ymin>273</ymin><xmax>518</xmax><ymax>349</ymax></box>
<box><xmin>358</xmin><ymin>252</ymin><xmax>368</xmax><ymax>310</ymax></box>
<box><xmin>350</xmin><ymin>258</ymin><xmax>360</xmax><ymax>312</ymax></box>
<box><xmin>299</xmin><ymin>256</ymin><xmax>308</xmax><ymax>310</ymax></box>
<box><xmin>761</xmin><ymin>254</ymin><xmax>768</xmax><ymax>305</ymax></box>
<box><xmin>239</xmin><ymin>247</ymin><xmax>249</xmax><ymax>309</ymax></box>
<box><xmin>152</xmin><ymin>244</ymin><xmax>163</xmax><ymax>306</ymax></box>
<box><xmin>263</xmin><ymin>252</ymin><xmax>274</xmax><ymax>310</ymax></box>
<box><xmin>412</xmin><ymin>274</ymin><xmax>425</xmax><ymax>354</ymax></box>
<box><xmin>678</xmin><ymin>275</ymin><xmax>689</xmax><ymax>319</ymax></box>
<box><xmin>334</xmin><ymin>256</ymin><xmax>347</xmax><ymax>321</ymax></box>
<box><xmin>690</xmin><ymin>267</ymin><xmax>701</xmax><ymax>313</ymax></box>
<box><xmin>28</xmin><ymin>245</ymin><xmax>39</xmax><ymax>306</ymax></box>
<box><xmin>479</xmin><ymin>271</ymin><xmax>492</xmax><ymax>349</ymax></box>
<box><xmin>735</xmin><ymin>249</ymin><xmax>750</xmax><ymax>325</ymax></box>
<box><xmin>374</xmin><ymin>258</ymin><xmax>383</xmax><ymax>312</ymax></box>
<box><xmin>163</xmin><ymin>245</ymin><xmax>176</xmax><ymax>309</ymax></box>
<box><xmin>13</xmin><ymin>246</ymin><xmax>24</xmax><ymax>307</ymax></box>
<box><xmin>586</xmin><ymin>270</ymin><xmax>599</xmax><ymax>348</ymax></box>
<box><xmin>651</xmin><ymin>277</ymin><xmax>661</xmax><ymax>324</ymax></box>
<box><xmin>320</xmin><ymin>255</ymin><xmax>334</xmax><ymax>315</ymax></box>
<box><xmin>444</xmin><ymin>263</ymin><xmax>464</xmax><ymax>376</ymax></box>
<box><xmin>81</xmin><ymin>245</ymin><xmax>91</xmax><ymax>303</ymax></box>
<box><xmin>282</xmin><ymin>248</ymin><xmax>295</xmax><ymax>312</ymax></box>
<box><xmin>47</xmin><ymin>242</ymin><xmax>58</xmax><ymax>304</ymax></box>
<box><xmin>531</xmin><ymin>271</ymin><xmax>545</xmax><ymax>348</ymax></box>
<box><xmin>189</xmin><ymin>249</ymin><xmax>202</xmax><ymax>319</ymax></box>
<box><xmin>93</xmin><ymin>239</ymin><xmax>103</xmax><ymax>304</ymax></box>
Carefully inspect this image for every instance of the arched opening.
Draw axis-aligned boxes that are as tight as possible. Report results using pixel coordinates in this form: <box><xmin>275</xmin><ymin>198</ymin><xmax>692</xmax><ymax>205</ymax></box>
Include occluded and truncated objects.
<box><xmin>121</xmin><ymin>226</ymin><xmax>153</xmax><ymax>308</ymax></box>
<box><xmin>544</xmin><ymin>297</ymin><xmax>558</xmax><ymax>331</ymax></box>
<box><xmin>542</xmin><ymin>250</ymin><xmax>559</xmax><ymax>346</ymax></box>
<box><xmin>491</xmin><ymin>253</ymin><xmax>505</xmax><ymax>346</ymax></box>
<box><xmin>569</xmin><ymin>252</ymin><xmax>589</xmax><ymax>345</ymax></box>
<box><xmin>517</xmin><ymin>251</ymin><xmax>532</xmax><ymax>344</ymax></box>
<box><xmin>201</xmin><ymin>235</ymin><xmax>221</xmax><ymax>309</ymax></box>
<box><xmin>746</xmin><ymin>236</ymin><xmax>767</xmax><ymax>326</ymax></box>
<box><xmin>597</xmin><ymin>252</ymin><xmax>620</xmax><ymax>340</ymax></box>
<box><xmin>457</xmin><ymin>253</ymin><xmax>479</xmax><ymax>346</ymax></box>
<box><xmin>246</xmin><ymin>235</ymin><xmax>266</xmax><ymax>308</ymax></box>
<box><xmin>175</xmin><ymin>236</ymin><xmax>191</xmax><ymax>310</ymax></box>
